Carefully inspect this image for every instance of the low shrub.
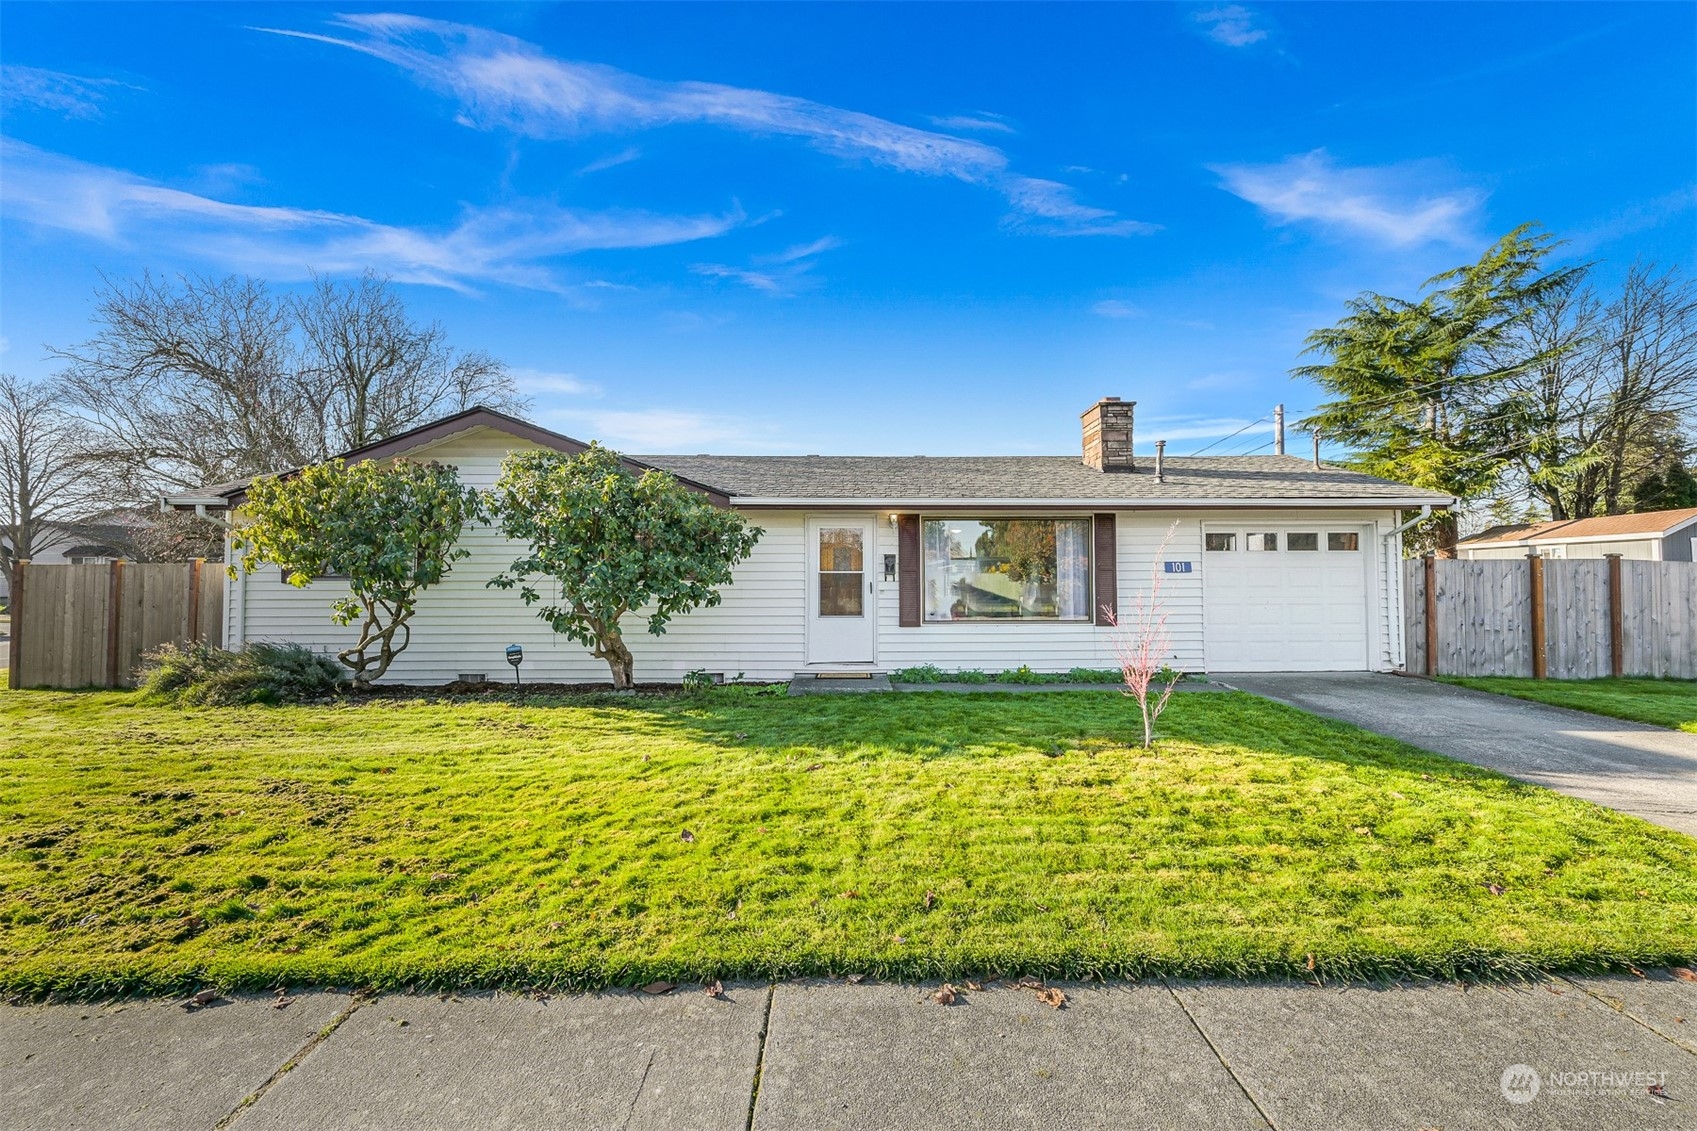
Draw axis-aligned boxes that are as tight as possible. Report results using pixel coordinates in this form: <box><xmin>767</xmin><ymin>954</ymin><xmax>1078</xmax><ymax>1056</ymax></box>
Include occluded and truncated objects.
<box><xmin>138</xmin><ymin>642</ymin><xmax>346</xmax><ymax>706</ymax></box>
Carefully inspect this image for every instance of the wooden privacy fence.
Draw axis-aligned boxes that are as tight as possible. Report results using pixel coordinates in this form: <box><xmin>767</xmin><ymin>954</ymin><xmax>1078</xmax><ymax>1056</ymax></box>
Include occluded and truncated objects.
<box><xmin>6</xmin><ymin>560</ymin><xmax>224</xmax><ymax>689</ymax></box>
<box><xmin>1405</xmin><ymin>555</ymin><xmax>1696</xmax><ymax>679</ymax></box>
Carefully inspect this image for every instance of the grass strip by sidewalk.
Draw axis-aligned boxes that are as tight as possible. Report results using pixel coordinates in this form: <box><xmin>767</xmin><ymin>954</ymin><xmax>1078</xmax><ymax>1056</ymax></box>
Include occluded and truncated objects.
<box><xmin>1440</xmin><ymin>676</ymin><xmax>1697</xmax><ymax>734</ymax></box>
<box><xmin>2</xmin><ymin>688</ymin><xmax>1694</xmax><ymax>997</ymax></box>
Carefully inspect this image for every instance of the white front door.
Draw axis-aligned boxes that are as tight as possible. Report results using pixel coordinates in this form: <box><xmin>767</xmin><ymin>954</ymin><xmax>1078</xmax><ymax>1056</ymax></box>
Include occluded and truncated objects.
<box><xmin>806</xmin><ymin>516</ymin><xmax>876</xmax><ymax>665</ymax></box>
<box><xmin>1202</xmin><ymin>524</ymin><xmax>1372</xmax><ymax>672</ymax></box>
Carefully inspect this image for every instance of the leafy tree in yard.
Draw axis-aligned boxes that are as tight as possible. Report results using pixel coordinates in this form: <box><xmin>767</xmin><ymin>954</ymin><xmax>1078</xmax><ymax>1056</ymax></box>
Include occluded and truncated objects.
<box><xmin>1296</xmin><ymin>224</ymin><xmax>1583</xmax><ymax>552</ymax></box>
<box><xmin>232</xmin><ymin>459</ymin><xmax>482</xmax><ymax>684</ymax></box>
<box><xmin>486</xmin><ymin>445</ymin><xmax>762</xmax><ymax>689</ymax></box>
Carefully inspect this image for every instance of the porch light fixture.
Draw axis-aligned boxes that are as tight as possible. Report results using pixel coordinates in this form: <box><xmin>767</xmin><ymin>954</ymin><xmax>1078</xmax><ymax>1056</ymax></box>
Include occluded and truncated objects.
<box><xmin>505</xmin><ymin>644</ymin><xmax>524</xmax><ymax>687</ymax></box>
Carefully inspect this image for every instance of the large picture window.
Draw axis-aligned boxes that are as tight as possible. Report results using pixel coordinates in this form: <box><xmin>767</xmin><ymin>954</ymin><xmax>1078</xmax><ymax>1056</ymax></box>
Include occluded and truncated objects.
<box><xmin>922</xmin><ymin>518</ymin><xmax>1091</xmax><ymax>622</ymax></box>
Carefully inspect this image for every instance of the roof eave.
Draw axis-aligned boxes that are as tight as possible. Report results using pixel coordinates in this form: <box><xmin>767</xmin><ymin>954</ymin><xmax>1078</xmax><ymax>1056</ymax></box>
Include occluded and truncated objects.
<box><xmin>727</xmin><ymin>495</ymin><xmax>1455</xmax><ymax>509</ymax></box>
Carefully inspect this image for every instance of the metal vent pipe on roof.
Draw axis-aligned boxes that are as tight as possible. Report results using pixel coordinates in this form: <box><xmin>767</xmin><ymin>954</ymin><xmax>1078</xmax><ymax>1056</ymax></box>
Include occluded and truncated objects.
<box><xmin>1154</xmin><ymin>440</ymin><xmax>1166</xmax><ymax>483</ymax></box>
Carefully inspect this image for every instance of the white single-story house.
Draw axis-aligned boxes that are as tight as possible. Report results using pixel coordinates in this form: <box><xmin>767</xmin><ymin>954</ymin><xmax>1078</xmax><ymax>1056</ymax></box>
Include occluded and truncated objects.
<box><xmin>167</xmin><ymin>399</ymin><xmax>1452</xmax><ymax>681</ymax></box>
<box><xmin>1456</xmin><ymin>507</ymin><xmax>1697</xmax><ymax>563</ymax></box>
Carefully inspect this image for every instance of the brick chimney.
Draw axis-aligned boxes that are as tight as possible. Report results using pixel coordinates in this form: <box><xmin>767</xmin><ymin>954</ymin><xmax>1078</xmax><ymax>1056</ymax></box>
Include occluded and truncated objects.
<box><xmin>1081</xmin><ymin>397</ymin><xmax>1136</xmax><ymax>472</ymax></box>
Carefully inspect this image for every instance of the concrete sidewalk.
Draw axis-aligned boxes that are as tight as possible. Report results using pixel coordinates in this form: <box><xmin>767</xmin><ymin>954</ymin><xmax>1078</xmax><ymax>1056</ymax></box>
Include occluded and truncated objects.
<box><xmin>1219</xmin><ymin>672</ymin><xmax>1697</xmax><ymax>838</ymax></box>
<box><xmin>5</xmin><ymin>973</ymin><xmax>1693</xmax><ymax>1130</ymax></box>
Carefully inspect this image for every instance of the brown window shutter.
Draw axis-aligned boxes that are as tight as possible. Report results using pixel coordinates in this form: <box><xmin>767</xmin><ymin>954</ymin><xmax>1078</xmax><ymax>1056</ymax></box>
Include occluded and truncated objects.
<box><xmin>1093</xmin><ymin>513</ymin><xmax>1117</xmax><ymax>626</ymax></box>
<box><xmin>898</xmin><ymin>514</ymin><xmax>921</xmax><ymax>627</ymax></box>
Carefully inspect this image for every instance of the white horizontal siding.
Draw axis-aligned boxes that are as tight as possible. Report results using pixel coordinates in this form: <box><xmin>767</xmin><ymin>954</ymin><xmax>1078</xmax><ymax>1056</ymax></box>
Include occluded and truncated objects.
<box><xmin>231</xmin><ymin>432</ymin><xmax>806</xmax><ymax>683</ymax></box>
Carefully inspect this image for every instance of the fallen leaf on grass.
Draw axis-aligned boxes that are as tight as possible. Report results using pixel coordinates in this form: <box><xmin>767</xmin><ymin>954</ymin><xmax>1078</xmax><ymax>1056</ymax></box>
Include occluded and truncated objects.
<box><xmin>845</xmin><ymin>974</ymin><xmax>867</xmax><ymax>985</ymax></box>
<box><xmin>933</xmin><ymin>984</ymin><xmax>958</xmax><ymax>1005</ymax></box>
<box><xmin>1035</xmin><ymin>988</ymin><xmax>1066</xmax><ymax>1009</ymax></box>
<box><xmin>965</xmin><ymin>981</ymin><xmax>983</xmax><ymax>992</ymax></box>
<box><xmin>1015</xmin><ymin>975</ymin><xmax>1044</xmax><ymax>989</ymax></box>
<box><xmin>272</xmin><ymin>995</ymin><xmax>295</xmax><ymax>1010</ymax></box>
<box><xmin>641</xmin><ymin>981</ymin><xmax>675</xmax><ymax>995</ymax></box>
<box><xmin>704</xmin><ymin>980</ymin><xmax>725</xmax><ymax>999</ymax></box>
<box><xmin>1629</xmin><ymin>966</ymin><xmax>1645</xmax><ymax>978</ymax></box>
<box><xmin>1305</xmin><ymin>954</ymin><xmax>1316</xmax><ymax>972</ymax></box>
<box><xmin>839</xmin><ymin>890</ymin><xmax>859</xmax><ymax>899</ymax></box>
<box><xmin>733</xmin><ymin>732</ymin><xmax>748</xmax><ymax>740</ymax></box>
<box><xmin>429</xmin><ymin>872</ymin><xmax>454</xmax><ymax>882</ymax></box>
<box><xmin>1672</xmin><ymin>968</ymin><xmax>1697</xmax><ymax>983</ymax></box>
<box><xmin>680</xmin><ymin>830</ymin><xmax>696</xmax><ymax>843</ymax></box>
<box><xmin>892</xmin><ymin>935</ymin><xmax>906</xmax><ymax>945</ymax></box>
<box><xmin>805</xmin><ymin>763</ymin><xmax>824</xmax><ymax>772</ymax></box>
<box><xmin>1485</xmin><ymin>883</ymin><xmax>1505</xmax><ymax>896</ymax></box>
<box><xmin>923</xmin><ymin>890</ymin><xmax>936</xmax><ymax>910</ymax></box>
<box><xmin>181</xmin><ymin>989</ymin><xmax>218</xmax><ymax>1010</ymax></box>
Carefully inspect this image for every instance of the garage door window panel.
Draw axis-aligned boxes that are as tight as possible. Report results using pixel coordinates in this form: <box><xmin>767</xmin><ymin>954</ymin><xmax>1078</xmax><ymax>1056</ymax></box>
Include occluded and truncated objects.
<box><xmin>1287</xmin><ymin>532</ymin><xmax>1319</xmax><ymax>552</ymax></box>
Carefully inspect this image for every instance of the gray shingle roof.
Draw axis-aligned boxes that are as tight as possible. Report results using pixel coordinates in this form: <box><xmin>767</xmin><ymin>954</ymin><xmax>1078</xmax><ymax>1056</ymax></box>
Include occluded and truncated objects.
<box><xmin>634</xmin><ymin>453</ymin><xmax>1452</xmax><ymax>504</ymax></box>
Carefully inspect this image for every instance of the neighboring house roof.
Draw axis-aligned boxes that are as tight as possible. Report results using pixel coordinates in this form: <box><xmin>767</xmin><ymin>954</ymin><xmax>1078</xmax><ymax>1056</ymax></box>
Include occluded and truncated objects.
<box><xmin>636</xmin><ymin>453</ymin><xmax>1451</xmax><ymax>506</ymax></box>
<box><xmin>1458</xmin><ymin>507</ymin><xmax>1697</xmax><ymax>546</ymax></box>
<box><xmin>164</xmin><ymin>405</ymin><xmax>1453</xmax><ymax>510</ymax></box>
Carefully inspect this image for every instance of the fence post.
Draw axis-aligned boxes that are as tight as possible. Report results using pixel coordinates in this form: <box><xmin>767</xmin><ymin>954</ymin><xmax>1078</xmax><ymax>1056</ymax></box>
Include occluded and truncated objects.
<box><xmin>105</xmin><ymin>559</ymin><xmax>126</xmax><ymax>689</ymax></box>
<box><xmin>7</xmin><ymin>560</ymin><xmax>25</xmax><ymax>690</ymax></box>
<box><xmin>1528</xmin><ymin>552</ymin><xmax>1547</xmax><ymax>680</ymax></box>
<box><xmin>1606</xmin><ymin>553</ymin><xmax>1624</xmax><ymax>678</ymax></box>
<box><xmin>1423</xmin><ymin>553</ymin><xmax>1438</xmax><ymax>677</ymax></box>
<box><xmin>186</xmin><ymin>559</ymin><xmax>204</xmax><ymax>643</ymax></box>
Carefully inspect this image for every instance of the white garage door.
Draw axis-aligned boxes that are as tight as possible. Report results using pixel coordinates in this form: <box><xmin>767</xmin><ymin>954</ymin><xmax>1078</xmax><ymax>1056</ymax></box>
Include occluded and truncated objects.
<box><xmin>1203</xmin><ymin>526</ymin><xmax>1371</xmax><ymax>672</ymax></box>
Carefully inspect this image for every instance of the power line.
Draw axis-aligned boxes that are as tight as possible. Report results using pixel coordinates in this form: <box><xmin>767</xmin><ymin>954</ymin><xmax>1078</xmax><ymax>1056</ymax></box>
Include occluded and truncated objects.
<box><xmin>1188</xmin><ymin>415</ymin><xmax>1270</xmax><ymax>457</ymax></box>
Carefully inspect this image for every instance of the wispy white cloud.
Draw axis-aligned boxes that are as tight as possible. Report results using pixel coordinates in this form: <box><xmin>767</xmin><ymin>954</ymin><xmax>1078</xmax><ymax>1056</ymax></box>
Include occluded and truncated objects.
<box><xmin>927</xmin><ymin>113</ymin><xmax>1016</xmax><ymax>135</ymax></box>
<box><xmin>1211</xmin><ymin>149</ymin><xmax>1483</xmax><ymax>247</ymax></box>
<box><xmin>757</xmin><ymin>236</ymin><xmax>842</xmax><ymax>264</ymax></box>
<box><xmin>693</xmin><ymin>234</ymin><xmax>842</xmax><ymax>295</ymax></box>
<box><xmin>1091</xmin><ymin>299</ymin><xmax>1142</xmax><ymax>319</ymax></box>
<box><xmin>0</xmin><ymin>64</ymin><xmax>132</xmax><ymax>119</ymax></box>
<box><xmin>690</xmin><ymin>262</ymin><xmax>784</xmax><ymax>293</ymax></box>
<box><xmin>262</xmin><ymin>14</ymin><xmax>1151</xmax><ymax>237</ymax></box>
<box><xmin>1192</xmin><ymin>5</ymin><xmax>1271</xmax><ymax>48</ymax></box>
<box><xmin>576</xmin><ymin>146</ymin><xmax>641</xmax><ymax>175</ymax></box>
<box><xmin>1564</xmin><ymin>185</ymin><xmax>1697</xmax><ymax>256</ymax></box>
<box><xmin>509</xmin><ymin>367</ymin><xmax>600</xmax><ymax>396</ymax></box>
<box><xmin>0</xmin><ymin>138</ymin><xmax>744</xmax><ymax>292</ymax></box>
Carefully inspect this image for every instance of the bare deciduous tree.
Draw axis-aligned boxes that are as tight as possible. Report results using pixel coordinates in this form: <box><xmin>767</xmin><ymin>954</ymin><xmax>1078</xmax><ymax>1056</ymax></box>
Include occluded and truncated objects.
<box><xmin>1484</xmin><ymin>263</ymin><xmax>1697</xmax><ymax>519</ymax></box>
<box><xmin>295</xmin><ymin>271</ymin><xmax>525</xmax><ymax>451</ymax></box>
<box><xmin>0</xmin><ymin>373</ymin><xmax>103</xmax><ymax>578</ymax></box>
<box><xmin>52</xmin><ymin>271</ymin><xmax>528</xmax><ymax>503</ymax></box>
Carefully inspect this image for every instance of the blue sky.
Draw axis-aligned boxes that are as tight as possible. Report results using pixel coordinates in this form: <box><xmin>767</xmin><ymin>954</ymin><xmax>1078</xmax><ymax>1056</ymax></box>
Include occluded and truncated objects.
<box><xmin>2</xmin><ymin>2</ymin><xmax>1693</xmax><ymax>456</ymax></box>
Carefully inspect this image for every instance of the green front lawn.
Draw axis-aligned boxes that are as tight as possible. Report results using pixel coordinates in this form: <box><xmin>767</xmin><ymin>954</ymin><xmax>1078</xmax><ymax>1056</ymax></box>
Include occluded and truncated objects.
<box><xmin>1441</xmin><ymin>677</ymin><xmax>1697</xmax><ymax>734</ymax></box>
<box><xmin>3</xmin><ymin>688</ymin><xmax>1694</xmax><ymax>996</ymax></box>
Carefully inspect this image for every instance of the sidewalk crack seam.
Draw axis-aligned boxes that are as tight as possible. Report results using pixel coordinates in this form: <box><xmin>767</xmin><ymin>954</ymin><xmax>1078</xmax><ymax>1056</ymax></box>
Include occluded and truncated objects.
<box><xmin>215</xmin><ymin>991</ymin><xmax>371</xmax><ymax>1129</ymax></box>
<box><xmin>1560</xmin><ymin>976</ymin><xmax>1697</xmax><ymax>1060</ymax></box>
<box><xmin>618</xmin><ymin>1049</ymin><xmax>657</xmax><ymax>1131</ymax></box>
<box><xmin>1162</xmin><ymin>980</ymin><xmax>1281</xmax><ymax>1131</ymax></box>
<box><xmin>742</xmin><ymin>983</ymin><xmax>777</xmax><ymax>1131</ymax></box>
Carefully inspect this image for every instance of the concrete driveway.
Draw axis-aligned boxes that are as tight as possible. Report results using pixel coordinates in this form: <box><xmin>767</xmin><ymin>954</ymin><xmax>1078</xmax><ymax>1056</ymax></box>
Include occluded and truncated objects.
<box><xmin>1220</xmin><ymin>672</ymin><xmax>1697</xmax><ymax>838</ymax></box>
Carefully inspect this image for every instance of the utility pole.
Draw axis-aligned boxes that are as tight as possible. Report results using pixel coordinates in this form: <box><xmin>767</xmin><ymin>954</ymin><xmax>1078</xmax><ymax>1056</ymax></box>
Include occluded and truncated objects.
<box><xmin>1273</xmin><ymin>404</ymin><xmax>1285</xmax><ymax>455</ymax></box>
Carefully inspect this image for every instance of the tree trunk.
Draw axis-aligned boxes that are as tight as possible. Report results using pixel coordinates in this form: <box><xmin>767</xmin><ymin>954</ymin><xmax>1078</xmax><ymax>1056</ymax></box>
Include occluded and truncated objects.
<box><xmin>1433</xmin><ymin>510</ymin><xmax>1459</xmax><ymax>559</ymax></box>
<box><xmin>601</xmin><ymin>632</ymin><xmax>635</xmax><ymax>690</ymax></box>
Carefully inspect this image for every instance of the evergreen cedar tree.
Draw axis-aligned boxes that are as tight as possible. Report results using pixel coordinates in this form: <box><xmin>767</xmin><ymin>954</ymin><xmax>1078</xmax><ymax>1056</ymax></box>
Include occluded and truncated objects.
<box><xmin>487</xmin><ymin>445</ymin><xmax>762</xmax><ymax>690</ymax></box>
<box><xmin>233</xmin><ymin>458</ymin><xmax>483</xmax><ymax>684</ymax></box>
